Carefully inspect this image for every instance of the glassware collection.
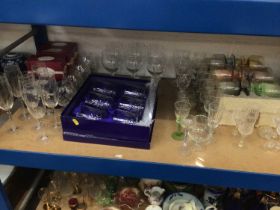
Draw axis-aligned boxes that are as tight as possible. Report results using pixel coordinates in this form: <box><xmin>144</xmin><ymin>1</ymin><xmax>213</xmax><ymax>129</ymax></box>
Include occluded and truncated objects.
<box><xmin>1</xmin><ymin>41</ymin><xmax>280</xmax><ymax>209</ymax></box>
<box><xmin>35</xmin><ymin>171</ymin><xmax>280</xmax><ymax>210</ymax></box>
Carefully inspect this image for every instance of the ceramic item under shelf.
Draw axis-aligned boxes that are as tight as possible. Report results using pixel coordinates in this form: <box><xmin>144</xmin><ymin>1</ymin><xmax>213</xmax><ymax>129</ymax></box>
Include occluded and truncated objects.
<box><xmin>162</xmin><ymin>192</ymin><xmax>204</xmax><ymax>210</ymax></box>
<box><xmin>144</xmin><ymin>186</ymin><xmax>165</xmax><ymax>205</ymax></box>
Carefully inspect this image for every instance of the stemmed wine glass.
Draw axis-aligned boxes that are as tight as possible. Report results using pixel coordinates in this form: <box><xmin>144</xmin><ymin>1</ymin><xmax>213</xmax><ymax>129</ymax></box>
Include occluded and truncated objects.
<box><xmin>125</xmin><ymin>42</ymin><xmax>145</xmax><ymax>78</ymax></box>
<box><xmin>102</xmin><ymin>42</ymin><xmax>121</xmax><ymax>76</ymax></box>
<box><xmin>207</xmin><ymin>101</ymin><xmax>224</xmax><ymax>141</ymax></box>
<box><xmin>172</xmin><ymin>100</ymin><xmax>191</xmax><ymax>140</ymax></box>
<box><xmin>233</xmin><ymin>107</ymin><xmax>259</xmax><ymax>148</ymax></box>
<box><xmin>176</xmin><ymin>72</ymin><xmax>193</xmax><ymax>100</ymax></box>
<box><xmin>4</xmin><ymin>64</ymin><xmax>28</xmax><ymax>120</ymax></box>
<box><xmin>0</xmin><ymin>75</ymin><xmax>17</xmax><ymax>132</ymax></box>
<box><xmin>23</xmin><ymin>82</ymin><xmax>48</xmax><ymax>142</ymax></box>
<box><xmin>147</xmin><ymin>44</ymin><xmax>166</xmax><ymax>86</ymax></box>
<box><xmin>41</xmin><ymin>75</ymin><xmax>59</xmax><ymax>128</ymax></box>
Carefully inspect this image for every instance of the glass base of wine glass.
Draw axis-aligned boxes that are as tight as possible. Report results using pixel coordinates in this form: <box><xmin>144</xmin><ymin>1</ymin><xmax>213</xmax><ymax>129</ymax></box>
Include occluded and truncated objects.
<box><xmin>171</xmin><ymin>131</ymin><xmax>185</xmax><ymax>140</ymax></box>
<box><xmin>38</xmin><ymin>135</ymin><xmax>49</xmax><ymax>143</ymax></box>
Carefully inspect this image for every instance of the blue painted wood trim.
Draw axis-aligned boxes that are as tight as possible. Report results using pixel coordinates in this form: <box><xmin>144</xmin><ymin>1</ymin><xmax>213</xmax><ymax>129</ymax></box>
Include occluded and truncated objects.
<box><xmin>0</xmin><ymin>149</ymin><xmax>278</xmax><ymax>192</ymax></box>
<box><xmin>0</xmin><ymin>180</ymin><xmax>12</xmax><ymax>210</ymax></box>
<box><xmin>0</xmin><ymin>0</ymin><xmax>280</xmax><ymax>36</ymax></box>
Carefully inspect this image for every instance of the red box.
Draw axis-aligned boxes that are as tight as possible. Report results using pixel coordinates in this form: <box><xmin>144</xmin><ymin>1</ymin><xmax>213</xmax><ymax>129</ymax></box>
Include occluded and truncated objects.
<box><xmin>26</xmin><ymin>55</ymin><xmax>68</xmax><ymax>80</ymax></box>
<box><xmin>37</xmin><ymin>42</ymin><xmax>78</xmax><ymax>63</ymax></box>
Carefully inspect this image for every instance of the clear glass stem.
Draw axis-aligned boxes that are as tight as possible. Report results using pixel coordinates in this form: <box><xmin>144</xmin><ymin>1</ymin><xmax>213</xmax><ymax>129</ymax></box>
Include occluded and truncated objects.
<box><xmin>36</xmin><ymin>119</ymin><xmax>42</xmax><ymax>130</ymax></box>
<box><xmin>38</xmin><ymin>119</ymin><xmax>48</xmax><ymax>142</ymax></box>
<box><xmin>238</xmin><ymin>135</ymin><xmax>245</xmax><ymax>148</ymax></box>
<box><xmin>52</xmin><ymin>108</ymin><xmax>58</xmax><ymax>128</ymax></box>
<box><xmin>20</xmin><ymin>99</ymin><xmax>28</xmax><ymax>120</ymax></box>
<box><xmin>7</xmin><ymin>110</ymin><xmax>16</xmax><ymax>132</ymax></box>
<box><xmin>176</xmin><ymin>121</ymin><xmax>182</xmax><ymax>134</ymax></box>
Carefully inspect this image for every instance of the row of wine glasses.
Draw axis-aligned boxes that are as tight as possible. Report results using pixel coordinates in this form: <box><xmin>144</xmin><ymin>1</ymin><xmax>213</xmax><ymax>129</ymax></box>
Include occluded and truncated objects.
<box><xmin>102</xmin><ymin>42</ymin><xmax>166</xmax><ymax>87</ymax></box>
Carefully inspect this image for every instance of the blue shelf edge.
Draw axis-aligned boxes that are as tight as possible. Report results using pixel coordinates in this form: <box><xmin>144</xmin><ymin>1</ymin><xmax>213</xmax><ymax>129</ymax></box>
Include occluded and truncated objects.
<box><xmin>0</xmin><ymin>149</ymin><xmax>279</xmax><ymax>192</ymax></box>
<box><xmin>0</xmin><ymin>0</ymin><xmax>280</xmax><ymax>36</ymax></box>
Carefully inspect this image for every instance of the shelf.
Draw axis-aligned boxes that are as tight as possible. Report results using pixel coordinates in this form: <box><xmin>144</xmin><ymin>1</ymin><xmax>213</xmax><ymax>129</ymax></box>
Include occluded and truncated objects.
<box><xmin>0</xmin><ymin>79</ymin><xmax>279</xmax><ymax>192</ymax></box>
<box><xmin>1</xmin><ymin>0</ymin><xmax>280</xmax><ymax>36</ymax></box>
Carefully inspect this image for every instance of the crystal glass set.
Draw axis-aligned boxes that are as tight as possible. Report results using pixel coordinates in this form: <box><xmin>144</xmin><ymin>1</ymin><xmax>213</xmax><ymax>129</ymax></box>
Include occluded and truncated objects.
<box><xmin>170</xmin><ymin>51</ymin><xmax>261</xmax><ymax>154</ymax></box>
<box><xmin>101</xmin><ymin>42</ymin><xmax>166</xmax><ymax>85</ymax></box>
<box><xmin>0</xmin><ymin>57</ymin><xmax>90</xmax><ymax>142</ymax></box>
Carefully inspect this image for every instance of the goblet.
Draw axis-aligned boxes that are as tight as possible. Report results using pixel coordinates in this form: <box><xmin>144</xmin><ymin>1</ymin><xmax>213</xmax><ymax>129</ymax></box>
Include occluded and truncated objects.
<box><xmin>102</xmin><ymin>42</ymin><xmax>121</xmax><ymax>76</ymax></box>
<box><xmin>24</xmin><ymin>83</ymin><xmax>48</xmax><ymax>142</ymax></box>
<box><xmin>41</xmin><ymin>75</ymin><xmax>59</xmax><ymax>128</ymax></box>
<box><xmin>207</xmin><ymin>101</ymin><xmax>224</xmax><ymax>140</ymax></box>
<box><xmin>172</xmin><ymin>100</ymin><xmax>191</xmax><ymax>141</ymax></box>
<box><xmin>233</xmin><ymin>107</ymin><xmax>259</xmax><ymax>148</ymax></box>
<box><xmin>4</xmin><ymin>64</ymin><xmax>28</xmax><ymax>120</ymax></box>
<box><xmin>0</xmin><ymin>75</ymin><xmax>17</xmax><ymax>132</ymax></box>
<box><xmin>147</xmin><ymin>44</ymin><xmax>166</xmax><ymax>86</ymax></box>
<box><xmin>125</xmin><ymin>42</ymin><xmax>145</xmax><ymax>78</ymax></box>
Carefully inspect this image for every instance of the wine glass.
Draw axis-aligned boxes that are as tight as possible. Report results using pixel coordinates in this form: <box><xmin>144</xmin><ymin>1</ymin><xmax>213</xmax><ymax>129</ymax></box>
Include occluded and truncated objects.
<box><xmin>176</xmin><ymin>72</ymin><xmax>193</xmax><ymax>100</ymax></box>
<box><xmin>233</xmin><ymin>107</ymin><xmax>259</xmax><ymax>148</ymax></box>
<box><xmin>0</xmin><ymin>75</ymin><xmax>17</xmax><ymax>132</ymax></box>
<box><xmin>125</xmin><ymin>42</ymin><xmax>145</xmax><ymax>78</ymax></box>
<box><xmin>146</xmin><ymin>44</ymin><xmax>166</xmax><ymax>86</ymax></box>
<box><xmin>4</xmin><ymin>64</ymin><xmax>28</xmax><ymax>120</ymax></box>
<box><xmin>24</xmin><ymin>82</ymin><xmax>48</xmax><ymax>142</ymax></box>
<box><xmin>172</xmin><ymin>100</ymin><xmax>191</xmax><ymax>140</ymax></box>
<box><xmin>41</xmin><ymin>75</ymin><xmax>59</xmax><ymax>128</ymax></box>
<box><xmin>207</xmin><ymin>101</ymin><xmax>224</xmax><ymax>140</ymax></box>
<box><xmin>102</xmin><ymin>42</ymin><xmax>121</xmax><ymax>76</ymax></box>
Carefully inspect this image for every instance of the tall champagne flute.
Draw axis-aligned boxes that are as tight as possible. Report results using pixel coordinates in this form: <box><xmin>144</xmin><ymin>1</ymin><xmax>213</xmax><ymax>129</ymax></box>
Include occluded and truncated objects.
<box><xmin>41</xmin><ymin>75</ymin><xmax>59</xmax><ymax>128</ymax></box>
<box><xmin>4</xmin><ymin>64</ymin><xmax>28</xmax><ymax>120</ymax></box>
<box><xmin>24</xmin><ymin>82</ymin><xmax>48</xmax><ymax>142</ymax></box>
<box><xmin>207</xmin><ymin>101</ymin><xmax>224</xmax><ymax>141</ymax></box>
<box><xmin>0</xmin><ymin>75</ymin><xmax>17</xmax><ymax>132</ymax></box>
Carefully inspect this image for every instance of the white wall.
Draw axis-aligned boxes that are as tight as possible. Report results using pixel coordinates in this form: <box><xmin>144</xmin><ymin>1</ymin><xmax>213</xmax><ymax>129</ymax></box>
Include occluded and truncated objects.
<box><xmin>1</xmin><ymin>23</ymin><xmax>280</xmax><ymax>78</ymax></box>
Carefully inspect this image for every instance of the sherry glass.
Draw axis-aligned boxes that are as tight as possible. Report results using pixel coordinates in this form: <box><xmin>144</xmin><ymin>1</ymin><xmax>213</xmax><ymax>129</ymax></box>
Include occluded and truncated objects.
<box><xmin>146</xmin><ymin>44</ymin><xmax>166</xmax><ymax>86</ymax></box>
<box><xmin>102</xmin><ymin>42</ymin><xmax>121</xmax><ymax>76</ymax></box>
<box><xmin>125</xmin><ymin>42</ymin><xmax>145</xmax><ymax>78</ymax></box>
<box><xmin>207</xmin><ymin>101</ymin><xmax>224</xmax><ymax>140</ymax></box>
<box><xmin>172</xmin><ymin>99</ymin><xmax>191</xmax><ymax>141</ymax></box>
<box><xmin>0</xmin><ymin>75</ymin><xmax>17</xmax><ymax>132</ymax></box>
<box><xmin>233</xmin><ymin>107</ymin><xmax>259</xmax><ymax>148</ymax></box>
<box><xmin>4</xmin><ymin>64</ymin><xmax>28</xmax><ymax>120</ymax></box>
<box><xmin>24</xmin><ymin>83</ymin><xmax>48</xmax><ymax>142</ymax></box>
<box><xmin>173</xmin><ymin>50</ymin><xmax>191</xmax><ymax>74</ymax></box>
<box><xmin>41</xmin><ymin>75</ymin><xmax>59</xmax><ymax>128</ymax></box>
